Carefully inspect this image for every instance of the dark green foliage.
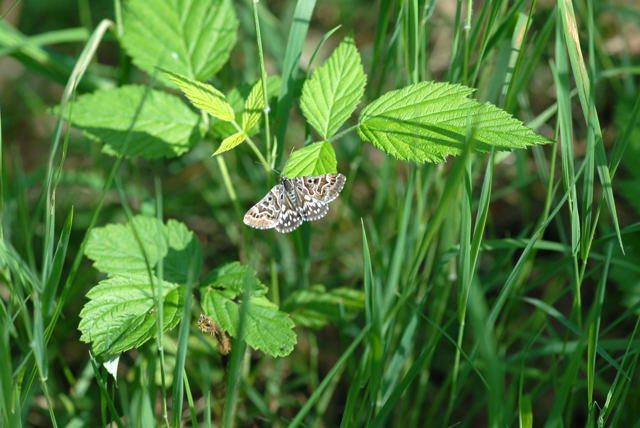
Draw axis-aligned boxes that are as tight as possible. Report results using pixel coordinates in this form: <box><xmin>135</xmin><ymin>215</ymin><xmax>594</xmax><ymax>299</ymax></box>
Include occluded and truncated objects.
<box><xmin>1</xmin><ymin>0</ymin><xmax>639</xmax><ymax>426</ymax></box>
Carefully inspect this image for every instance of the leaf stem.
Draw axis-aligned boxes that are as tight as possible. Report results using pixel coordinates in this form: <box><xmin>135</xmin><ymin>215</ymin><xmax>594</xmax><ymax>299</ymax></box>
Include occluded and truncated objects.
<box><xmin>251</xmin><ymin>0</ymin><xmax>273</xmax><ymax>168</ymax></box>
<box><xmin>231</xmin><ymin>120</ymin><xmax>271</xmax><ymax>172</ymax></box>
<box><xmin>328</xmin><ymin>124</ymin><xmax>359</xmax><ymax>143</ymax></box>
<box><xmin>462</xmin><ymin>0</ymin><xmax>472</xmax><ymax>84</ymax></box>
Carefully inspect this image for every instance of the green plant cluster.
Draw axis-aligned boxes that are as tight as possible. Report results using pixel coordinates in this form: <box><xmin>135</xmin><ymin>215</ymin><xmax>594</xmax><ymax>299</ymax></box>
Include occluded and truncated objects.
<box><xmin>1</xmin><ymin>0</ymin><xmax>640</xmax><ymax>426</ymax></box>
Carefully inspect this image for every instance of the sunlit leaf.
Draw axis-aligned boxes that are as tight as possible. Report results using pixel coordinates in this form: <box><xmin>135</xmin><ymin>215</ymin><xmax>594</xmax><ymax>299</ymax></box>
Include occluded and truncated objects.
<box><xmin>78</xmin><ymin>274</ymin><xmax>183</xmax><ymax>356</ymax></box>
<box><xmin>242</xmin><ymin>79</ymin><xmax>267</xmax><ymax>132</ymax></box>
<box><xmin>122</xmin><ymin>0</ymin><xmax>237</xmax><ymax>84</ymax></box>
<box><xmin>283</xmin><ymin>141</ymin><xmax>337</xmax><ymax>178</ymax></box>
<box><xmin>301</xmin><ymin>35</ymin><xmax>366</xmax><ymax>139</ymax></box>
<box><xmin>210</xmin><ymin>76</ymin><xmax>281</xmax><ymax>138</ymax></box>
<box><xmin>358</xmin><ymin>81</ymin><xmax>551</xmax><ymax>163</ymax></box>
<box><xmin>85</xmin><ymin>215</ymin><xmax>202</xmax><ymax>283</ymax></box>
<box><xmin>213</xmin><ymin>132</ymin><xmax>246</xmax><ymax>156</ymax></box>
<box><xmin>59</xmin><ymin>85</ymin><xmax>200</xmax><ymax>159</ymax></box>
<box><xmin>164</xmin><ymin>70</ymin><xmax>234</xmax><ymax>122</ymax></box>
<box><xmin>200</xmin><ymin>262</ymin><xmax>296</xmax><ymax>357</ymax></box>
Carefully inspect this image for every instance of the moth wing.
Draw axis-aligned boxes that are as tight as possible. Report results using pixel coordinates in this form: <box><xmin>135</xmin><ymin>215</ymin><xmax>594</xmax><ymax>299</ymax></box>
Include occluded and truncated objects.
<box><xmin>294</xmin><ymin>173</ymin><xmax>346</xmax><ymax>203</ymax></box>
<box><xmin>291</xmin><ymin>180</ymin><xmax>330</xmax><ymax>221</ymax></box>
<box><xmin>243</xmin><ymin>184</ymin><xmax>283</xmax><ymax>230</ymax></box>
<box><xmin>275</xmin><ymin>194</ymin><xmax>303</xmax><ymax>233</ymax></box>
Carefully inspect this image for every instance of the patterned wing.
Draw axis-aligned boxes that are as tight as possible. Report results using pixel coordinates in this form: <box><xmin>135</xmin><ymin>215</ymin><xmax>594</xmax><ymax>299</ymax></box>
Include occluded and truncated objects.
<box><xmin>243</xmin><ymin>184</ymin><xmax>283</xmax><ymax>230</ymax></box>
<box><xmin>294</xmin><ymin>173</ymin><xmax>346</xmax><ymax>203</ymax></box>
<box><xmin>275</xmin><ymin>194</ymin><xmax>303</xmax><ymax>233</ymax></box>
<box><xmin>300</xmin><ymin>196</ymin><xmax>329</xmax><ymax>222</ymax></box>
<box><xmin>291</xmin><ymin>181</ymin><xmax>330</xmax><ymax>222</ymax></box>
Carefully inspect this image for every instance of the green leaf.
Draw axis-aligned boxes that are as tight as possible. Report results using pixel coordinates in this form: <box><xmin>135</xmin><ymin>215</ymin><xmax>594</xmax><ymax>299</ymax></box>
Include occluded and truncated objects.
<box><xmin>85</xmin><ymin>216</ymin><xmax>166</xmax><ymax>275</ymax></box>
<box><xmin>357</xmin><ymin>81</ymin><xmax>551</xmax><ymax>163</ymax></box>
<box><xmin>211</xmin><ymin>76</ymin><xmax>281</xmax><ymax>138</ymax></box>
<box><xmin>78</xmin><ymin>274</ymin><xmax>183</xmax><ymax>356</ymax></box>
<box><xmin>242</xmin><ymin>79</ymin><xmax>266</xmax><ymax>132</ymax></box>
<box><xmin>214</xmin><ymin>132</ymin><xmax>246</xmax><ymax>156</ymax></box>
<box><xmin>200</xmin><ymin>262</ymin><xmax>295</xmax><ymax>357</ymax></box>
<box><xmin>164</xmin><ymin>70</ymin><xmax>235</xmax><ymax>122</ymax></box>
<box><xmin>85</xmin><ymin>215</ymin><xmax>202</xmax><ymax>283</ymax></box>
<box><xmin>283</xmin><ymin>141</ymin><xmax>337</xmax><ymax>178</ymax></box>
<box><xmin>121</xmin><ymin>0</ymin><xmax>237</xmax><ymax>84</ymax></box>
<box><xmin>300</xmin><ymin>35</ymin><xmax>366</xmax><ymax>139</ymax></box>
<box><xmin>163</xmin><ymin>219</ymin><xmax>203</xmax><ymax>284</ymax></box>
<box><xmin>283</xmin><ymin>285</ymin><xmax>364</xmax><ymax>329</ymax></box>
<box><xmin>200</xmin><ymin>262</ymin><xmax>267</xmax><ymax>298</ymax></box>
<box><xmin>59</xmin><ymin>85</ymin><xmax>200</xmax><ymax>159</ymax></box>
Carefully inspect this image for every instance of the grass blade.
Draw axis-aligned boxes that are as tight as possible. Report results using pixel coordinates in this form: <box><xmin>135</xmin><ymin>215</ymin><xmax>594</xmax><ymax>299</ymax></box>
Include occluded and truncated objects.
<box><xmin>222</xmin><ymin>267</ymin><xmax>252</xmax><ymax>428</ymax></box>
<box><xmin>42</xmin><ymin>208</ymin><xmax>73</xmax><ymax>316</ymax></box>
<box><xmin>587</xmin><ymin>244</ymin><xmax>612</xmax><ymax>415</ymax></box>
<box><xmin>557</xmin><ymin>0</ymin><xmax>623</xmax><ymax>252</ymax></box>
<box><xmin>288</xmin><ymin>326</ymin><xmax>370</xmax><ymax>428</ymax></box>
<box><xmin>274</xmin><ymin>0</ymin><xmax>316</xmax><ymax>165</ymax></box>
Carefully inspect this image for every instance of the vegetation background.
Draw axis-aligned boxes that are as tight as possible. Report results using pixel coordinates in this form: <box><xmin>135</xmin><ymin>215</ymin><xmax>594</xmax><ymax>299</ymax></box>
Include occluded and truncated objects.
<box><xmin>1</xmin><ymin>0</ymin><xmax>640</xmax><ymax>426</ymax></box>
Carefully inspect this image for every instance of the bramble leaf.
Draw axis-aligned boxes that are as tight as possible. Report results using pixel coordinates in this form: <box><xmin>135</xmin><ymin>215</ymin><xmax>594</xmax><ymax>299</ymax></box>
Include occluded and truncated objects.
<box><xmin>79</xmin><ymin>217</ymin><xmax>201</xmax><ymax>355</ymax></box>
<box><xmin>358</xmin><ymin>81</ymin><xmax>551</xmax><ymax>163</ymax></box>
<box><xmin>242</xmin><ymin>79</ymin><xmax>266</xmax><ymax>132</ymax></box>
<box><xmin>78</xmin><ymin>274</ymin><xmax>183</xmax><ymax>356</ymax></box>
<box><xmin>214</xmin><ymin>132</ymin><xmax>246</xmax><ymax>155</ymax></box>
<box><xmin>84</xmin><ymin>216</ymin><xmax>166</xmax><ymax>275</ymax></box>
<box><xmin>210</xmin><ymin>76</ymin><xmax>281</xmax><ymax>138</ymax></box>
<box><xmin>283</xmin><ymin>141</ymin><xmax>337</xmax><ymax>178</ymax></box>
<box><xmin>301</xmin><ymin>35</ymin><xmax>366</xmax><ymax>139</ymax></box>
<box><xmin>58</xmin><ymin>85</ymin><xmax>200</xmax><ymax>159</ymax></box>
<box><xmin>164</xmin><ymin>70</ymin><xmax>235</xmax><ymax>122</ymax></box>
<box><xmin>163</xmin><ymin>219</ymin><xmax>203</xmax><ymax>284</ymax></box>
<box><xmin>200</xmin><ymin>262</ymin><xmax>267</xmax><ymax>296</ymax></box>
<box><xmin>200</xmin><ymin>262</ymin><xmax>296</xmax><ymax>357</ymax></box>
<box><xmin>85</xmin><ymin>215</ymin><xmax>202</xmax><ymax>282</ymax></box>
<box><xmin>121</xmin><ymin>0</ymin><xmax>237</xmax><ymax>85</ymax></box>
<box><xmin>283</xmin><ymin>285</ymin><xmax>364</xmax><ymax>329</ymax></box>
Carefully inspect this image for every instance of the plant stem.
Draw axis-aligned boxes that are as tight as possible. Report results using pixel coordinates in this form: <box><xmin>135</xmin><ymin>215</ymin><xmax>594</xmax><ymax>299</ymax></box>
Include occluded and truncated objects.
<box><xmin>251</xmin><ymin>0</ymin><xmax>273</xmax><ymax>168</ymax></box>
<box><xmin>328</xmin><ymin>124</ymin><xmax>359</xmax><ymax>143</ymax></box>
<box><xmin>231</xmin><ymin>120</ymin><xmax>271</xmax><ymax>172</ymax></box>
<box><xmin>462</xmin><ymin>0</ymin><xmax>473</xmax><ymax>84</ymax></box>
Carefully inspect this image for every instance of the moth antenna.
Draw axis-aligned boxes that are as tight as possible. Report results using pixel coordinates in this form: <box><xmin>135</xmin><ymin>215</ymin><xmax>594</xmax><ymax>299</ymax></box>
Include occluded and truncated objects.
<box><xmin>248</xmin><ymin>159</ymin><xmax>280</xmax><ymax>176</ymax></box>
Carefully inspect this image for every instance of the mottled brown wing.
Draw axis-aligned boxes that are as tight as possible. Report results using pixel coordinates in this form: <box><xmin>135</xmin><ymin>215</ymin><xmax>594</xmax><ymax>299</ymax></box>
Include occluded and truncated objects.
<box><xmin>275</xmin><ymin>194</ymin><xmax>303</xmax><ymax>233</ymax></box>
<box><xmin>293</xmin><ymin>173</ymin><xmax>346</xmax><ymax>203</ymax></box>
<box><xmin>243</xmin><ymin>184</ymin><xmax>283</xmax><ymax>230</ymax></box>
<box><xmin>291</xmin><ymin>182</ymin><xmax>330</xmax><ymax>222</ymax></box>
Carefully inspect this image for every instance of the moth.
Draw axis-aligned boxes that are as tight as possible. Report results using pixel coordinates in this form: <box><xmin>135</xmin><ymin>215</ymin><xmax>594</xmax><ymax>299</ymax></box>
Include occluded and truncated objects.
<box><xmin>243</xmin><ymin>173</ymin><xmax>346</xmax><ymax>233</ymax></box>
<box><xmin>197</xmin><ymin>314</ymin><xmax>231</xmax><ymax>355</ymax></box>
